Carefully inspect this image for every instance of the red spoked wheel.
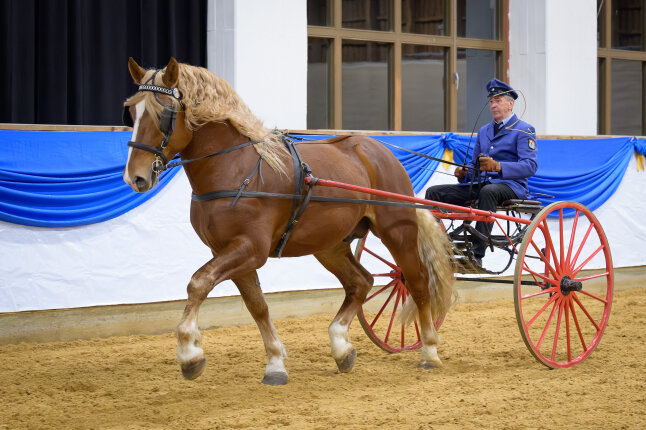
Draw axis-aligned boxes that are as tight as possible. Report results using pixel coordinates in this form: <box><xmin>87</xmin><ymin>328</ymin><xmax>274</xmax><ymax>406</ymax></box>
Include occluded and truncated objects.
<box><xmin>514</xmin><ymin>201</ymin><xmax>613</xmax><ymax>368</ymax></box>
<box><xmin>354</xmin><ymin>232</ymin><xmax>445</xmax><ymax>353</ymax></box>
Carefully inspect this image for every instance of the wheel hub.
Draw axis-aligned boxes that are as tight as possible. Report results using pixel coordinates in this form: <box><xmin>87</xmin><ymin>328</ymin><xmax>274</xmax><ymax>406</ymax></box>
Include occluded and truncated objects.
<box><xmin>391</xmin><ymin>269</ymin><xmax>405</xmax><ymax>284</ymax></box>
<box><xmin>560</xmin><ymin>275</ymin><xmax>582</xmax><ymax>296</ymax></box>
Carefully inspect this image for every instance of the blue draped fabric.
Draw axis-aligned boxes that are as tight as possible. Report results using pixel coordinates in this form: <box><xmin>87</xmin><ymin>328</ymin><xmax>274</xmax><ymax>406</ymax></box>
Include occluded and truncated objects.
<box><xmin>0</xmin><ymin>130</ymin><xmax>179</xmax><ymax>227</ymax></box>
<box><xmin>293</xmin><ymin>133</ymin><xmax>646</xmax><ymax>218</ymax></box>
<box><xmin>1</xmin><ymin>131</ymin><xmax>644</xmax><ymax>228</ymax></box>
<box><xmin>528</xmin><ymin>137</ymin><xmax>636</xmax><ymax>215</ymax></box>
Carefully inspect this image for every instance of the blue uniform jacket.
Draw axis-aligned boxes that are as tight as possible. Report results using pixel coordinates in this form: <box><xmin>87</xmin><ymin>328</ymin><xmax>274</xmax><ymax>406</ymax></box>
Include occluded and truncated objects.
<box><xmin>459</xmin><ymin>114</ymin><xmax>538</xmax><ymax>199</ymax></box>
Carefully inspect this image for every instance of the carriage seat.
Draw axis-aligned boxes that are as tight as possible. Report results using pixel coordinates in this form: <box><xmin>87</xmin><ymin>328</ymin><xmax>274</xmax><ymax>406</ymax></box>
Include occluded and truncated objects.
<box><xmin>498</xmin><ymin>199</ymin><xmax>543</xmax><ymax>213</ymax></box>
<box><xmin>440</xmin><ymin>199</ymin><xmax>543</xmax><ymax>214</ymax></box>
<box><xmin>500</xmin><ymin>199</ymin><xmax>541</xmax><ymax>207</ymax></box>
<box><xmin>456</xmin><ymin>199</ymin><xmax>541</xmax><ymax>208</ymax></box>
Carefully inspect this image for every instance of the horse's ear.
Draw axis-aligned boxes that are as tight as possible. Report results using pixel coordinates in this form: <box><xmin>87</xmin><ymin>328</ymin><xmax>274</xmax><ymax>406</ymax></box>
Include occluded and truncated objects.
<box><xmin>128</xmin><ymin>57</ymin><xmax>146</xmax><ymax>84</ymax></box>
<box><xmin>162</xmin><ymin>57</ymin><xmax>180</xmax><ymax>87</ymax></box>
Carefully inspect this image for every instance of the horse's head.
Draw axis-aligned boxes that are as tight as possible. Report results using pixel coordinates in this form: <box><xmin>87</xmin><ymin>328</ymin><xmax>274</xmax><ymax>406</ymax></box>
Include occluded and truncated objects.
<box><xmin>123</xmin><ymin>57</ymin><xmax>192</xmax><ymax>192</ymax></box>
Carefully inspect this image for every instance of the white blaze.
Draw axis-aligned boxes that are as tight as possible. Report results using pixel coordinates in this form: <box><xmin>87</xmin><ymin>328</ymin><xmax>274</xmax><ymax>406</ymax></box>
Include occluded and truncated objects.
<box><xmin>123</xmin><ymin>100</ymin><xmax>146</xmax><ymax>184</ymax></box>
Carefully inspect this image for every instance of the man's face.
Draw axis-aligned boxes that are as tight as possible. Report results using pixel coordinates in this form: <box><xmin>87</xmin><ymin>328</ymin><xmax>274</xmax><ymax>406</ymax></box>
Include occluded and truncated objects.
<box><xmin>489</xmin><ymin>95</ymin><xmax>514</xmax><ymax>122</ymax></box>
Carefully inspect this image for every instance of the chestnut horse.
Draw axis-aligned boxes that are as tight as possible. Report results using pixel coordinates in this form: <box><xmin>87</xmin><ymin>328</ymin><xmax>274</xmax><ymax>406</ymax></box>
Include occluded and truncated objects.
<box><xmin>122</xmin><ymin>57</ymin><xmax>454</xmax><ymax>384</ymax></box>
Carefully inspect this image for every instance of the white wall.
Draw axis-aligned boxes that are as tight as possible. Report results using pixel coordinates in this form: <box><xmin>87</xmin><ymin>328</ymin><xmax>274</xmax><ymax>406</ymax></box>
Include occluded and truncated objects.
<box><xmin>508</xmin><ymin>0</ymin><xmax>547</xmax><ymax>133</ymax></box>
<box><xmin>207</xmin><ymin>0</ymin><xmax>307</xmax><ymax>130</ymax></box>
<box><xmin>208</xmin><ymin>0</ymin><xmax>236</xmax><ymax>86</ymax></box>
<box><xmin>544</xmin><ymin>0</ymin><xmax>597</xmax><ymax>135</ymax></box>
<box><xmin>509</xmin><ymin>0</ymin><xmax>597</xmax><ymax>135</ymax></box>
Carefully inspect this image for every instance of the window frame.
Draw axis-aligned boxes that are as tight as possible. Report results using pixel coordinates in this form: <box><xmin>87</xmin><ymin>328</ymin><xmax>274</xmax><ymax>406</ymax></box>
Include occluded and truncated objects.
<box><xmin>307</xmin><ymin>0</ymin><xmax>508</xmax><ymax>131</ymax></box>
<box><xmin>598</xmin><ymin>0</ymin><xmax>646</xmax><ymax>135</ymax></box>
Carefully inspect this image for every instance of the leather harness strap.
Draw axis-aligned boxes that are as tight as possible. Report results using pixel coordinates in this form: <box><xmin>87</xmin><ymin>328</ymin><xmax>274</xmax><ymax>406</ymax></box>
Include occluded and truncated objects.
<box><xmin>272</xmin><ymin>136</ymin><xmax>313</xmax><ymax>257</ymax></box>
<box><xmin>128</xmin><ymin>141</ymin><xmax>169</xmax><ymax>164</ymax></box>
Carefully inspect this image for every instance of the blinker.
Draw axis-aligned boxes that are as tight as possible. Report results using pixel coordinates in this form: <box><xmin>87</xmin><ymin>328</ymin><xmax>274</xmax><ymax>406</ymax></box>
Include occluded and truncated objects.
<box><xmin>159</xmin><ymin>107</ymin><xmax>176</xmax><ymax>136</ymax></box>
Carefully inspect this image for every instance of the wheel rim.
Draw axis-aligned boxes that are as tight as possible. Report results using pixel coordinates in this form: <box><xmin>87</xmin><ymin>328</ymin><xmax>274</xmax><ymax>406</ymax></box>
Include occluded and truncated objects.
<box><xmin>354</xmin><ymin>233</ymin><xmax>444</xmax><ymax>353</ymax></box>
<box><xmin>514</xmin><ymin>201</ymin><xmax>613</xmax><ymax>368</ymax></box>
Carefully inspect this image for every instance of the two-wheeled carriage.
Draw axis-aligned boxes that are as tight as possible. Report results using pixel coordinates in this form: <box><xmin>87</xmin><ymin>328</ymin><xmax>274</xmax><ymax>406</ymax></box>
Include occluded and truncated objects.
<box><xmin>343</xmin><ymin>177</ymin><xmax>614</xmax><ymax>368</ymax></box>
<box><xmin>122</xmin><ymin>57</ymin><xmax>611</xmax><ymax>381</ymax></box>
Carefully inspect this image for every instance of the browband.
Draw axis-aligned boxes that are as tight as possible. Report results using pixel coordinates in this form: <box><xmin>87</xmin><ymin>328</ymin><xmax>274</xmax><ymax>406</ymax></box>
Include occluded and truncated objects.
<box><xmin>138</xmin><ymin>84</ymin><xmax>182</xmax><ymax>100</ymax></box>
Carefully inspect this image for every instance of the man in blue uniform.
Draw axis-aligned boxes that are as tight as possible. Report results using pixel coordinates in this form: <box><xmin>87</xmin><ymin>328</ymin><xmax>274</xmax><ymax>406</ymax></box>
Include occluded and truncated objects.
<box><xmin>425</xmin><ymin>78</ymin><xmax>538</xmax><ymax>266</ymax></box>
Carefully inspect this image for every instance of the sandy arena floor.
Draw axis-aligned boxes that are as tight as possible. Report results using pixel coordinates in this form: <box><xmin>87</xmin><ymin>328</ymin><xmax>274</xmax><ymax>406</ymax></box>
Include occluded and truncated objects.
<box><xmin>1</xmin><ymin>287</ymin><xmax>645</xmax><ymax>429</ymax></box>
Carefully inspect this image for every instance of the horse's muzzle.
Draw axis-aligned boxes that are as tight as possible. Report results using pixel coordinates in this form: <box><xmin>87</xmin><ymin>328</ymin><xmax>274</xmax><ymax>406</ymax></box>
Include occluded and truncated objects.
<box><xmin>133</xmin><ymin>176</ymin><xmax>149</xmax><ymax>192</ymax></box>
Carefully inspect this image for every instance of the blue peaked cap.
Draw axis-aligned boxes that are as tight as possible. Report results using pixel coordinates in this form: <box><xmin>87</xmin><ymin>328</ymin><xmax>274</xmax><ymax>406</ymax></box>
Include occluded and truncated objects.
<box><xmin>486</xmin><ymin>78</ymin><xmax>518</xmax><ymax>100</ymax></box>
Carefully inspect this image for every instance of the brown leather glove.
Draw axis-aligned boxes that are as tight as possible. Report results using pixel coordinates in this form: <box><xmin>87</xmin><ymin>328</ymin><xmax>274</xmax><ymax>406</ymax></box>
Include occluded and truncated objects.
<box><xmin>478</xmin><ymin>155</ymin><xmax>501</xmax><ymax>173</ymax></box>
<box><xmin>454</xmin><ymin>166</ymin><xmax>468</xmax><ymax>180</ymax></box>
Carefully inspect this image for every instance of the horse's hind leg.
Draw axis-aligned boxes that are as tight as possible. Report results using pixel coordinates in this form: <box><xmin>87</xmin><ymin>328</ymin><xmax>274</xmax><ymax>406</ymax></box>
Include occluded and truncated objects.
<box><xmin>375</xmin><ymin>218</ymin><xmax>449</xmax><ymax>369</ymax></box>
<box><xmin>314</xmin><ymin>242</ymin><xmax>374</xmax><ymax>373</ymax></box>
<box><xmin>232</xmin><ymin>271</ymin><xmax>288</xmax><ymax>385</ymax></box>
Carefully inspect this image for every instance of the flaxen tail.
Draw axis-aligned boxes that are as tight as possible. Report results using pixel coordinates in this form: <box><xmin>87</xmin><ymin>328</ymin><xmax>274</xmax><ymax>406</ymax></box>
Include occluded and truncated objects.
<box><xmin>400</xmin><ymin>210</ymin><xmax>456</xmax><ymax>326</ymax></box>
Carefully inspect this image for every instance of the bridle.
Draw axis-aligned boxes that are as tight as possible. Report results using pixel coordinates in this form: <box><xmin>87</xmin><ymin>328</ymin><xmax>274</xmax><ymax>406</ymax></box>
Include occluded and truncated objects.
<box><xmin>123</xmin><ymin>70</ymin><xmax>184</xmax><ymax>174</ymax></box>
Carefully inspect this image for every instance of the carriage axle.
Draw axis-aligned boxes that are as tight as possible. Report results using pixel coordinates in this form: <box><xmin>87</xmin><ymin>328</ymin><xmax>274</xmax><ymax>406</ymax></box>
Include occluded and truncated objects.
<box><xmin>560</xmin><ymin>275</ymin><xmax>582</xmax><ymax>295</ymax></box>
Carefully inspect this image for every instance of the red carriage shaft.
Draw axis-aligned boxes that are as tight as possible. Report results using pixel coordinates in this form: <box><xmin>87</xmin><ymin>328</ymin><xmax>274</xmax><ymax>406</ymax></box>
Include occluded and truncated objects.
<box><xmin>308</xmin><ymin>176</ymin><xmax>533</xmax><ymax>225</ymax></box>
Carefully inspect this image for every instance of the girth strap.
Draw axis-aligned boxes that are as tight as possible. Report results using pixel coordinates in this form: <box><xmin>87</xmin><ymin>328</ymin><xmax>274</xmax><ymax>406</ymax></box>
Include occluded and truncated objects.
<box><xmin>273</xmin><ymin>137</ymin><xmax>313</xmax><ymax>258</ymax></box>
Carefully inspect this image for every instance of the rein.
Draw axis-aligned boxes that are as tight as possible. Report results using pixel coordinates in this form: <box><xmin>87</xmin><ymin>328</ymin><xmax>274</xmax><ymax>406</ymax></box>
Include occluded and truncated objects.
<box><xmin>289</xmin><ymin>134</ymin><xmax>463</xmax><ymax>169</ymax></box>
<box><xmin>160</xmin><ymin>140</ymin><xmax>262</xmax><ymax>172</ymax></box>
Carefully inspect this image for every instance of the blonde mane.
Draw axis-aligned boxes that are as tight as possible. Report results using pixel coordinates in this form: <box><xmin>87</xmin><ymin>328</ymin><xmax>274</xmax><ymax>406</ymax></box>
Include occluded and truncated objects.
<box><xmin>126</xmin><ymin>63</ymin><xmax>288</xmax><ymax>175</ymax></box>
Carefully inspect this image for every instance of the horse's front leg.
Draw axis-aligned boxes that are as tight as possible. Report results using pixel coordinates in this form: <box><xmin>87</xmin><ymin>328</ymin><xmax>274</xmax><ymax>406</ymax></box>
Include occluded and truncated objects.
<box><xmin>176</xmin><ymin>238</ymin><xmax>265</xmax><ymax>380</ymax></box>
<box><xmin>233</xmin><ymin>271</ymin><xmax>288</xmax><ymax>385</ymax></box>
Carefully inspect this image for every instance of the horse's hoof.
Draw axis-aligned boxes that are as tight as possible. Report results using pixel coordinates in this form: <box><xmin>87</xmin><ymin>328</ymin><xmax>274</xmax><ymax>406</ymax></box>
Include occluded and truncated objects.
<box><xmin>261</xmin><ymin>371</ymin><xmax>288</xmax><ymax>386</ymax></box>
<box><xmin>181</xmin><ymin>358</ymin><xmax>206</xmax><ymax>380</ymax></box>
<box><xmin>417</xmin><ymin>361</ymin><xmax>440</xmax><ymax>370</ymax></box>
<box><xmin>335</xmin><ymin>349</ymin><xmax>357</xmax><ymax>373</ymax></box>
